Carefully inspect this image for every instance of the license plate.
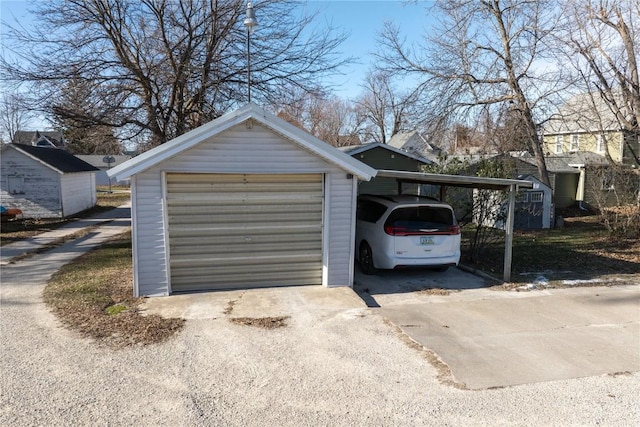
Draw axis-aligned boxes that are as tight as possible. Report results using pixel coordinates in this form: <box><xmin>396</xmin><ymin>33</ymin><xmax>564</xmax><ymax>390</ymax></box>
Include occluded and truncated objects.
<box><xmin>420</xmin><ymin>236</ymin><xmax>434</xmax><ymax>245</ymax></box>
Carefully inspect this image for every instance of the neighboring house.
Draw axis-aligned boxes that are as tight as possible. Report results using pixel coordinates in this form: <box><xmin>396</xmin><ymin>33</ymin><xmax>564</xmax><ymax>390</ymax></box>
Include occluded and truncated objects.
<box><xmin>387</xmin><ymin>131</ymin><xmax>442</xmax><ymax>162</ymax></box>
<box><xmin>13</xmin><ymin>130</ymin><xmax>67</xmax><ymax>149</ymax></box>
<box><xmin>463</xmin><ymin>152</ymin><xmax>611</xmax><ymax>210</ymax></box>
<box><xmin>107</xmin><ymin>103</ymin><xmax>376</xmax><ymax>297</ymax></box>
<box><xmin>542</xmin><ymin>93</ymin><xmax>639</xmax><ymax>166</ymax></box>
<box><xmin>541</xmin><ymin>93</ymin><xmax>640</xmax><ymax>210</ymax></box>
<box><xmin>1</xmin><ymin>143</ymin><xmax>98</xmax><ymax>218</ymax></box>
<box><xmin>77</xmin><ymin>155</ymin><xmax>132</xmax><ymax>186</ymax></box>
<box><xmin>339</xmin><ymin>143</ymin><xmax>432</xmax><ymax>195</ymax></box>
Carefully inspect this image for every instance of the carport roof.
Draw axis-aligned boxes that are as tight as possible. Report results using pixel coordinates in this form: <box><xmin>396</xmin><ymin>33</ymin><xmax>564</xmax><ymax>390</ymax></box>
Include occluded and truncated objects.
<box><xmin>108</xmin><ymin>103</ymin><xmax>377</xmax><ymax>181</ymax></box>
<box><xmin>376</xmin><ymin>170</ymin><xmax>534</xmax><ymax>191</ymax></box>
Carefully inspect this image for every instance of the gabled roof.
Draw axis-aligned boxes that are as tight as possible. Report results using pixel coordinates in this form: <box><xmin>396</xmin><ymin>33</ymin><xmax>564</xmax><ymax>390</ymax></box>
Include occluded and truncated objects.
<box><xmin>108</xmin><ymin>103</ymin><xmax>377</xmax><ymax>181</ymax></box>
<box><xmin>542</xmin><ymin>92</ymin><xmax>625</xmax><ymax>134</ymax></box>
<box><xmin>518</xmin><ymin>152</ymin><xmax>608</xmax><ymax>172</ymax></box>
<box><xmin>338</xmin><ymin>142</ymin><xmax>432</xmax><ymax>164</ymax></box>
<box><xmin>13</xmin><ymin>130</ymin><xmax>66</xmax><ymax>148</ymax></box>
<box><xmin>3</xmin><ymin>144</ymin><xmax>99</xmax><ymax>174</ymax></box>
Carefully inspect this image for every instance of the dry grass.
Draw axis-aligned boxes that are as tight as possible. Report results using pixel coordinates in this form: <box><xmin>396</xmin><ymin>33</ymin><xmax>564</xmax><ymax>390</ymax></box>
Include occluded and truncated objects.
<box><xmin>464</xmin><ymin>214</ymin><xmax>640</xmax><ymax>284</ymax></box>
<box><xmin>228</xmin><ymin>316</ymin><xmax>290</xmax><ymax>329</ymax></box>
<box><xmin>418</xmin><ymin>288</ymin><xmax>452</xmax><ymax>296</ymax></box>
<box><xmin>43</xmin><ymin>232</ymin><xmax>184</xmax><ymax>348</ymax></box>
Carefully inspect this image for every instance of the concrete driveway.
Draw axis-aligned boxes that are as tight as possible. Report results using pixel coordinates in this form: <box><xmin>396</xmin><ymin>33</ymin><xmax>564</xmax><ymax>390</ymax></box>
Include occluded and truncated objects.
<box><xmin>354</xmin><ymin>267</ymin><xmax>640</xmax><ymax>389</ymax></box>
<box><xmin>2</xmin><ymin>220</ymin><xmax>639</xmax><ymax>426</ymax></box>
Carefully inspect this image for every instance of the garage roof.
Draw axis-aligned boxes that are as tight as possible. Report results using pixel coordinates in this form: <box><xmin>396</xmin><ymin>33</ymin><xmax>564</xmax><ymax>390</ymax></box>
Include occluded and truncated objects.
<box><xmin>376</xmin><ymin>170</ymin><xmax>534</xmax><ymax>190</ymax></box>
<box><xmin>108</xmin><ymin>103</ymin><xmax>377</xmax><ymax>181</ymax></box>
<box><xmin>4</xmin><ymin>144</ymin><xmax>99</xmax><ymax>174</ymax></box>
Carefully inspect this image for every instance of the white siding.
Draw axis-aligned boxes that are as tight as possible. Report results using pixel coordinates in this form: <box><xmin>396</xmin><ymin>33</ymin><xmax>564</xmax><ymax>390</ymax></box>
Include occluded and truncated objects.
<box><xmin>60</xmin><ymin>172</ymin><xmax>97</xmax><ymax>216</ymax></box>
<box><xmin>133</xmin><ymin>122</ymin><xmax>357</xmax><ymax>296</ymax></box>
<box><xmin>0</xmin><ymin>148</ymin><xmax>63</xmax><ymax>218</ymax></box>
<box><xmin>132</xmin><ymin>170</ymin><xmax>170</xmax><ymax>296</ymax></box>
<box><xmin>326</xmin><ymin>173</ymin><xmax>357</xmax><ymax>286</ymax></box>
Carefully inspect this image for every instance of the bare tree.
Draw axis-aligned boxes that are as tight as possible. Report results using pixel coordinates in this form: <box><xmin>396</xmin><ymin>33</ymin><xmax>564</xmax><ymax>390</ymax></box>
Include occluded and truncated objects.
<box><xmin>558</xmin><ymin>0</ymin><xmax>640</xmax><ymax>166</ymax></box>
<box><xmin>1</xmin><ymin>0</ymin><xmax>349</xmax><ymax>148</ymax></box>
<box><xmin>376</xmin><ymin>0</ymin><xmax>574</xmax><ymax>186</ymax></box>
<box><xmin>275</xmin><ymin>87</ymin><xmax>363</xmax><ymax>146</ymax></box>
<box><xmin>354</xmin><ymin>71</ymin><xmax>418</xmax><ymax>144</ymax></box>
<box><xmin>0</xmin><ymin>93</ymin><xmax>30</xmax><ymax>143</ymax></box>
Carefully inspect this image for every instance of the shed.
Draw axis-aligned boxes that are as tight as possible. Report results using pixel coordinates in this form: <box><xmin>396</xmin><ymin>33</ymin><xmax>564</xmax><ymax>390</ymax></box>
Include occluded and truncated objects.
<box><xmin>108</xmin><ymin>103</ymin><xmax>376</xmax><ymax>297</ymax></box>
<box><xmin>514</xmin><ymin>175</ymin><xmax>553</xmax><ymax>229</ymax></box>
<box><xmin>340</xmin><ymin>143</ymin><xmax>432</xmax><ymax>195</ymax></box>
<box><xmin>0</xmin><ymin>144</ymin><xmax>98</xmax><ymax>218</ymax></box>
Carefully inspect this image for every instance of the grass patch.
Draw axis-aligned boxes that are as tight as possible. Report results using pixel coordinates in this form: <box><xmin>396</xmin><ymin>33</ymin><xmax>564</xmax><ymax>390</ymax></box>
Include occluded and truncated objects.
<box><xmin>0</xmin><ymin>191</ymin><xmax>130</xmax><ymax>244</ymax></box>
<box><xmin>462</xmin><ymin>215</ymin><xmax>640</xmax><ymax>285</ymax></box>
<box><xmin>43</xmin><ymin>232</ymin><xmax>184</xmax><ymax>348</ymax></box>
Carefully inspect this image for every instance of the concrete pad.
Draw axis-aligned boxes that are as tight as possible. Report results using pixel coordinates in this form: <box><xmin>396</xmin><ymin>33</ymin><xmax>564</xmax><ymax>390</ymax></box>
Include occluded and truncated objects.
<box><xmin>140</xmin><ymin>286</ymin><xmax>366</xmax><ymax>320</ymax></box>
<box><xmin>379</xmin><ymin>285</ymin><xmax>640</xmax><ymax>389</ymax></box>
<box><xmin>353</xmin><ymin>266</ymin><xmax>491</xmax><ymax>307</ymax></box>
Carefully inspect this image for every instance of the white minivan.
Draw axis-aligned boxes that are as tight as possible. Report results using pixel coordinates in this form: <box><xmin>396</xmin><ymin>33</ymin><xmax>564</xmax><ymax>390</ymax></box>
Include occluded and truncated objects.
<box><xmin>355</xmin><ymin>195</ymin><xmax>461</xmax><ymax>274</ymax></box>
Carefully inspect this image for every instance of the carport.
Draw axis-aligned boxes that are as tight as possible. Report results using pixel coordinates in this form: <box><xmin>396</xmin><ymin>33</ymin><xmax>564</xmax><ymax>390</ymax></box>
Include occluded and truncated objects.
<box><xmin>375</xmin><ymin>170</ymin><xmax>534</xmax><ymax>282</ymax></box>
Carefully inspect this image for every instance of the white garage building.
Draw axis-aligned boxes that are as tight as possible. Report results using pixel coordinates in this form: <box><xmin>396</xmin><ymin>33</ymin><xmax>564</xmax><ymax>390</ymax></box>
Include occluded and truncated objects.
<box><xmin>108</xmin><ymin>104</ymin><xmax>376</xmax><ymax>297</ymax></box>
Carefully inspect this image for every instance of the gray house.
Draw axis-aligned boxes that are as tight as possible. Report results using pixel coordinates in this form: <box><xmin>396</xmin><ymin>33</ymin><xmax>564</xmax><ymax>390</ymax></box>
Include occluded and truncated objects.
<box><xmin>77</xmin><ymin>155</ymin><xmax>132</xmax><ymax>186</ymax></box>
<box><xmin>1</xmin><ymin>144</ymin><xmax>98</xmax><ymax>218</ymax></box>
<box><xmin>108</xmin><ymin>103</ymin><xmax>376</xmax><ymax>297</ymax></box>
<box><xmin>13</xmin><ymin>130</ymin><xmax>66</xmax><ymax>148</ymax></box>
<box><xmin>387</xmin><ymin>130</ymin><xmax>441</xmax><ymax>162</ymax></box>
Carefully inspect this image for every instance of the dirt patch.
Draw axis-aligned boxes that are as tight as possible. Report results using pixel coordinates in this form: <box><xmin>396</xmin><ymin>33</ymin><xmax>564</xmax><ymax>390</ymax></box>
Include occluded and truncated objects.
<box><xmin>418</xmin><ymin>288</ymin><xmax>452</xmax><ymax>296</ymax></box>
<box><xmin>43</xmin><ymin>232</ymin><xmax>184</xmax><ymax>348</ymax></box>
<box><xmin>229</xmin><ymin>316</ymin><xmax>290</xmax><ymax>329</ymax></box>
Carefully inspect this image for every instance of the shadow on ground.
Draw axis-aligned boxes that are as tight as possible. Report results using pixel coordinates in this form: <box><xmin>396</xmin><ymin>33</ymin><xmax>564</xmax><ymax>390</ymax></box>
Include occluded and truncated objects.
<box><xmin>352</xmin><ymin>264</ymin><xmax>490</xmax><ymax>308</ymax></box>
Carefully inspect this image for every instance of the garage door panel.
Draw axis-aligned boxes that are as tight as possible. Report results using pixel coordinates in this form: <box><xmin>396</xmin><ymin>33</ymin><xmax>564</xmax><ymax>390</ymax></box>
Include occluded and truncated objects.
<box><xmin>170</xmin><ymin>240</ymin><xmax>322</xmax><ymax>256</ymax></box>
<box><xmin>167</xmin><ymin>182</ymin><xmax>322</xmax><ymax>195</ymax></box>
<box><xmin>169</xmin><ymin>225</ymin><xmax>321</xmax><ymax>238</ymax></box>
<box><xmin>171</xmin><ymin>261</ymin><xmax>322</xmax><ymax>278</ymax></box>
<box><xmin>168</xmin><ymin>202</ymin><xmax>320</xmax><ymax>215</ymax></box>
<box><xmin>166</xmin><ymin>173</ymin><xmax>323</xmax><ymax>292</ymax></box>
<box><xmin>168</xmin><ymin>211</ymin><xmax>322</xmax><ymax>226</ymax></box>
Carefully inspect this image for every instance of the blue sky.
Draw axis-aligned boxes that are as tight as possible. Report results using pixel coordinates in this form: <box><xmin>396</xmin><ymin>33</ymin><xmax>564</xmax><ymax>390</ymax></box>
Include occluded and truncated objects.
<box><xmin>304</xmin><ymin>1</ymin><xmax>430</xmax><ymax>98</ymax></box>
<box><xmin>0</xmin><ymin>0</ymin><xmax>430</xmax><ymax>116</ymax></box>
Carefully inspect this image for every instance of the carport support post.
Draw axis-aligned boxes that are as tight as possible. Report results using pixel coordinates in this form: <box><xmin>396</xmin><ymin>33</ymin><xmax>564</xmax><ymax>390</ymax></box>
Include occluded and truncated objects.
<box><xmin>503</xmin><ymin>184</ymin><xmax>516</xmax><ymax>282</ymax></box>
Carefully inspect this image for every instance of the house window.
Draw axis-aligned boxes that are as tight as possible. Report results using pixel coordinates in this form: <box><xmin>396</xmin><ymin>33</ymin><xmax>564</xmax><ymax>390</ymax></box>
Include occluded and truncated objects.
<box><xmin>569</xmin><ymin>135</ymin><xmax>579</xmax><ymax>152</ymax></box>
<box><xmin>530</xmin><ymin>192</ymin><xmax>543</xmax><ymax>202</ymax></box>
<box><xmin>602</xmin><ymin>170</ymin><xmax>615</xmax><ymax>191</ymax></box>
<box><xmin>8</xmin><ymin>176</ymin><xmax>25</xmax><ymax>195</ymax></box>
<box><xmin>596</xmin><ymin>134</ymin><xmax>605</xmax><ymax>152</ymax></box>
<box><xmin>516</xmin><ymin>192</ymin><xmax>528</xmax><ymax>202</ymax></box>
<box><xmin>554</xmin><ymin>136</ymin><xmax>563</xmax><ymax>153</ymax></box>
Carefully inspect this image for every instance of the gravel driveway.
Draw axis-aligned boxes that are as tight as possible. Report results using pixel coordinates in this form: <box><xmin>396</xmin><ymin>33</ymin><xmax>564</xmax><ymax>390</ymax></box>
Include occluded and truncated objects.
<box><xmin>1</xmin><ymin>222</ymin><xmax>639</xmax><ymax>426</ymax></box>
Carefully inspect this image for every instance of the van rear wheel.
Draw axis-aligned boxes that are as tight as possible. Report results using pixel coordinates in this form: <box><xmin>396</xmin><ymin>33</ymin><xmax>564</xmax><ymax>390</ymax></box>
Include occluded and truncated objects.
<box><xmin>359</xmin><ymin>243</ymin><xmax>375</xmax><ymax>275</ymax></box>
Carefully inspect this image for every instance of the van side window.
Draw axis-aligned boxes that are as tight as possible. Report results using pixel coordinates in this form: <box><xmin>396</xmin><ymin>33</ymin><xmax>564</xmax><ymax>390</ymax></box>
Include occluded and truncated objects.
<box><xmin>357</xmin><ymin>200</ymin><xmax>387</xmax><ymax>223</ymax></box>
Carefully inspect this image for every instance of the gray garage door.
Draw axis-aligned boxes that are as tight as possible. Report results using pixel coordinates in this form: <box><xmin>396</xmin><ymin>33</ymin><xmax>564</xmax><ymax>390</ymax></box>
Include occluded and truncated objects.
<box><xmin>166</xmin><ymin>173</ymin><xmax>323</xmax><ymax>292</ymax></box>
